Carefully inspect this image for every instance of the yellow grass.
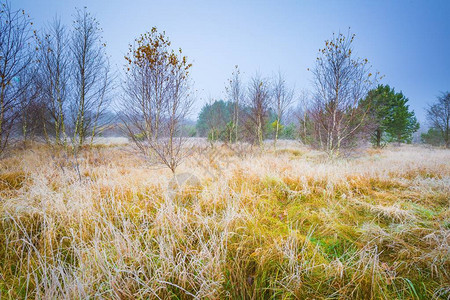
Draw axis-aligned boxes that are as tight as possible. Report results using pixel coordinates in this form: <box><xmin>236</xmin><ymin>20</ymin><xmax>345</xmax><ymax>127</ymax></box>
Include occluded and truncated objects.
<box><xmin>0</xmin><ymin>141</ymin><xmax>449</xmax><ymax>299</ymax></box>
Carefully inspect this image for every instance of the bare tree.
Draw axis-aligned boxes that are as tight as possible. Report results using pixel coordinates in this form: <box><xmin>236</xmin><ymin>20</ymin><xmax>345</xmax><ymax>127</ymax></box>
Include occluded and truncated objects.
<box><xmin>426</xmin><ymin>92</ymin><xmax>450</xmax><ymax>148</ymax></box>
<box><xmin>246</xmin><ymin>73</ymin><xmax>271</xmax><ymax>146</ymax></box>
<box><xmin>38</xmin><ymin>17</ymin><xmax>70</xmax><ymax>145</ymax></box>
<box><xmin>71</xmin><ymin>7</ymin><xmax>112</xmax><ymax>146</ymax></box>
<box><xmin>122</xmin><ymin>27</ymin><xmax>193</xmax><ymax>173</ymax></box>
<box><xmin>0</xmin><ymin>1</ymin><xmax>35</xmax><ymax>154</ymax></box>
<box><xmin>308</xmin><ymin>31</ymin><xmax>378</xmax><ymax>155</ymax></box>
<box><xmin>225</xmin><ymin>65</ymin><xmax>243</xmax><ymax>143</ymax></box>
<box><xmin>294</xmin><ymin>90</ymin><xmax>312</xmax><ymax>144</ymax></box>
<box><xmin>16</xmin><ymin>67</ymin><xmax>41</xmax><ymax>143</ymax></box>
<box><xmin>272</xmin><ymin>71</ymin><xmax>294</xmax><ymax>148</ymax></box>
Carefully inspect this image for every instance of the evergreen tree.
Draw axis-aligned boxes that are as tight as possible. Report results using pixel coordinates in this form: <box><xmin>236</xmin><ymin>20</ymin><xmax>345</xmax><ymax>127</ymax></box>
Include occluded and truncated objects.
<box><xmin>421</xmin><ymin>128</ymin><xmax>445</xmax><ymax>146</ymax></box>
<box><xmin>361</xmin><ymin>85</ymin><xmax>419</xmax><ymax>147</ymax></box>
<box><xmin>196</xmin><ymin>100</ymin><xmax>233</xmax><ymax>142</ymax></box>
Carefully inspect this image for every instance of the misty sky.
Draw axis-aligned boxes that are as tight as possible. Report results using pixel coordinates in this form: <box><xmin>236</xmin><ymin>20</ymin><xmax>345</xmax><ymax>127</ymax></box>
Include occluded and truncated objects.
<box><xmin>12</xmin><ymin>0</ymin><xmax>450</xmax><ymax>124</ymax></box>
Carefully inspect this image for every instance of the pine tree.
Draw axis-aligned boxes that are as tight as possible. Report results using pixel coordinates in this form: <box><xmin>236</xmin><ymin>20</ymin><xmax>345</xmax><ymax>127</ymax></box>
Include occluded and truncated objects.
<box><xmin>361</xmin><ymin>85</ymin><xmax>419</xmax><ymax>147</ymax></box>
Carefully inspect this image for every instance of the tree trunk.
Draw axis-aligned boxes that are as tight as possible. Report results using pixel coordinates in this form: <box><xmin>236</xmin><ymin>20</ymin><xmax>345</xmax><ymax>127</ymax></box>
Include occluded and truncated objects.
<box><xmin>0</xmin><ymin>85</ymin><xmax>5</xmax><ymax>150</ymax></box>
<box><xmin>376</xmin><ymin>128</ymin><xmax>382</xmax><ymax>148</ymax></box>
<box><xmin>274</xmin><ymin>119</ymin><xmax>280</xmax><ymax>150</ymax></box>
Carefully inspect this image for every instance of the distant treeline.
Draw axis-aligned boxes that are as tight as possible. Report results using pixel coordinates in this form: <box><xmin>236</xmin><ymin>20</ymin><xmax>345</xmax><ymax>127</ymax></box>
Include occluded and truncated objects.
<box><xmin>1</xmin><ymin>1</ymin><xmax>448</xmax><ymax>160</ymax></box>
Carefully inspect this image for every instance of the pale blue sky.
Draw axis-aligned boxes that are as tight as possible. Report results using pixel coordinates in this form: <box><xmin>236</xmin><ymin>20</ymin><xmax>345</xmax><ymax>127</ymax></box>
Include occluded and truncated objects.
<box><xmin>12</xmin><ymin>0</ymin><xmax>450</xmax><ymax>123</ymax></box>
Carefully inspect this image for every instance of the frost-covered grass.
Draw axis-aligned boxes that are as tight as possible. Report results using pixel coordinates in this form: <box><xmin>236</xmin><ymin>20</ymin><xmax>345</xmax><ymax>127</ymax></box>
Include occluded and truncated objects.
<box><xmin>0</xmin><ymin>142</ymin><xmax>449</xmax><ymax>299</ymax></box>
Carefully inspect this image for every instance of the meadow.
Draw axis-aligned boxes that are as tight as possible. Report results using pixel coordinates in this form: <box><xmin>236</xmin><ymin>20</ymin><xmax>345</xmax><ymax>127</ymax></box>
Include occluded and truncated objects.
<box><xmin>0</xmin><ymin>140</ymin><xmax>449</xmax><ymax>299</ymax></box>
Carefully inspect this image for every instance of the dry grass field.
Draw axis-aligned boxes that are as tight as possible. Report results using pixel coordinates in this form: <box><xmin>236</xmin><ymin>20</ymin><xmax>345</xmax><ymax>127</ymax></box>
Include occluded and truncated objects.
<box><xmin>0</xmin><ymin>141</ymin><xmax>449</xmax><ymax>299</ymax></box>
